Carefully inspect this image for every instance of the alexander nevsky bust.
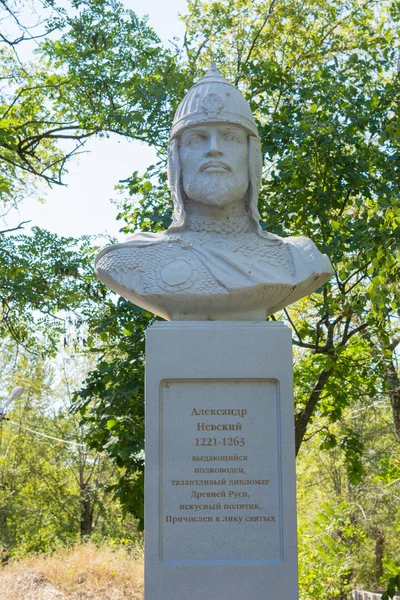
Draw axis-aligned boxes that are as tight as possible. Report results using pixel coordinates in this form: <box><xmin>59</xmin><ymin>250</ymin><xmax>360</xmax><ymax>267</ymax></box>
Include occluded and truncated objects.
<box><xmin>95</xmin><ymin>63</ymin><xmax>334</xmax><ymax>320</ymax></box>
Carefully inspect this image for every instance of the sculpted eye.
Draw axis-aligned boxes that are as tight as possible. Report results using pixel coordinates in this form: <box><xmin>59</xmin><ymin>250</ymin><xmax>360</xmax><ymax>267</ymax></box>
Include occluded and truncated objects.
<box><xmin>188</xmin><ymin>134</ymin><xmax>204</xmax><ymax>145</ymax></box>
<box><xmin>224</xmin><ymin>133</ymin><xmax>240</xmax><ymax>142</ymax></box>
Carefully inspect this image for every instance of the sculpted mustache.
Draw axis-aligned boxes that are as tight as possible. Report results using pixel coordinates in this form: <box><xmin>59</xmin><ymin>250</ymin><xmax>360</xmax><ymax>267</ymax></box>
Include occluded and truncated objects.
<box><xmin>198</xmin><ymin>161</ymin><xmax>231</xmax><ymax>173</ymax></box>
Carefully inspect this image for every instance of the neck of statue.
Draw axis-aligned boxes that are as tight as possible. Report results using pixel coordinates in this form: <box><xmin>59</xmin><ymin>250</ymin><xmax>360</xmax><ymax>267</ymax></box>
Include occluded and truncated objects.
<box><xmin>184</xmin><ymin>196</ymin><xmax>247</xmax><ymax>218</ymax></box>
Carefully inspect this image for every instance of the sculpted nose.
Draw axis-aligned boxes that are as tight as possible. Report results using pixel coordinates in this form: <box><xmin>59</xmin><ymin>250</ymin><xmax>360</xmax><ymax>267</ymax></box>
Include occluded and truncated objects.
<box><xmin>205</xmin><ymin>132</ymin><xmax>223</xmax><ymax>157</ymax></box>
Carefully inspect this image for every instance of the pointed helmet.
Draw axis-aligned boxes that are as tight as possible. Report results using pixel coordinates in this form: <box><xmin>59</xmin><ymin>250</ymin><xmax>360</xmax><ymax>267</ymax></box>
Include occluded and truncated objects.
<box><xmin>170</xmin><ymin>62</ymin><xmax>260</xmax><ymax>140</ymax></box>
<box><xmin>167</xmin><ymin>63</ymin><xmax>277</xmax><ymax>241</ymax></box>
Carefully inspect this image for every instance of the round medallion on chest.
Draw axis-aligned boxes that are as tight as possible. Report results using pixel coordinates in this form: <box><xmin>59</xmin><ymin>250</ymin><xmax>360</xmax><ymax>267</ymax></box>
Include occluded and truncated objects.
<box><xmin>158</xmin><ymin>259</ymin><xmax>197</xmax><ymax>292</ymax></box>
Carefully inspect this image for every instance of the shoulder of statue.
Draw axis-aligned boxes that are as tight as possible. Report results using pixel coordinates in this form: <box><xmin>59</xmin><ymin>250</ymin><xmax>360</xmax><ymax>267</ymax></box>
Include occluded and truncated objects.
<box><xmin>125</xmin><ymin>230</ymin><xmax>169</xmax><ymax>243</ymax></box>
<box><xmin>95</xmin><ymin>231</ymin><xmax>180</xmax><ymax>266</ymax></box>
<box><xmin>283</xmin><ymin>235</ymin><xmax>318</xmax><ymax>255</ymax></box>
<box><xmin>284</xmin><ymin>235</ymin><xmax>334</xmax><ymax>276</ymax></box>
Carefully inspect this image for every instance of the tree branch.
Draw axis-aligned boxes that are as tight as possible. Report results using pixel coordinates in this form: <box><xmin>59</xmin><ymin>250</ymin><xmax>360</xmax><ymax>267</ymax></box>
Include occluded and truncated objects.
<box><xmin>0</xmin><ymin>220</ymin><xmax>31</xmax><ymax>234</ymax></box>
<box><xmin>284</xmin><ymin>308</ymin><xmax>304</xmax><ymax>345</ymax></box>
<box><xmin>389</xmin><ymin>336</ymin><xmax>400</xmax><ymax>352</ymax></box>
<box><xmin>338</xmin><ymin>322</ymin><xmax>369</xmax><ymax>347</ymax></box>
<box><xmin>0</xmin><ymin>28</ymin><xmax>56</xmax><ymax>47</ymax></box>
<box><xmin>295</xmin><ymin>367</ymin><xmax>334</xmax><ymax>455</ymax></box>
<box><xmin>234</xmin><ymin>0</ymin><xmax>278</xmax><ymax>85</ymax></box>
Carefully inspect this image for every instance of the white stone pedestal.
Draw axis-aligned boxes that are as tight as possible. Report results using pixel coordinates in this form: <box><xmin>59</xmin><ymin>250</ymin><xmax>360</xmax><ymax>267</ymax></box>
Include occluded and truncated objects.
<box><xmin>145</xmin><ymin>322</ymin><xmax>298</xmax><ymax>600</ymax></box>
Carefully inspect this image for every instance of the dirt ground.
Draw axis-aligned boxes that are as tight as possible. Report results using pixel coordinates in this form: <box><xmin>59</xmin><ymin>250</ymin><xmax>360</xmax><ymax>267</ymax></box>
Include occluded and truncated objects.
<box><xmin>0</xmin><ymin>543</ymin><xmax>144</xmax><ymax>600</ymax></box>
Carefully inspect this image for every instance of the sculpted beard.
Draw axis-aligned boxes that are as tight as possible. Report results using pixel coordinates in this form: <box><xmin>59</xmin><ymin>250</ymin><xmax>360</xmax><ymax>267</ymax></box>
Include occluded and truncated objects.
<box><xmin>182</xmin><ymin>170</ymin><xmax>249</xmax><ymax>206</ymax></box>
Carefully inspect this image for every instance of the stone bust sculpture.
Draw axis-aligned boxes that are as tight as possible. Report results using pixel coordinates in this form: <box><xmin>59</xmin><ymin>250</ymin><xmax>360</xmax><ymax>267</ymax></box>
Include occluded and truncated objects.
<box><xmin>95</xmin><ymin>63</ymin><xmax>334</xmax><ymax>320</ymax></box>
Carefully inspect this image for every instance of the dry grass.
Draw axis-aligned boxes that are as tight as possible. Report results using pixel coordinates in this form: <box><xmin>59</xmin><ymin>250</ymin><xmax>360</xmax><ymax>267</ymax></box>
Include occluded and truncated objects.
<box><xmin>0</xmin><ymin>543</ymin><xmax>144</xmax><ymax>599</ymax></box>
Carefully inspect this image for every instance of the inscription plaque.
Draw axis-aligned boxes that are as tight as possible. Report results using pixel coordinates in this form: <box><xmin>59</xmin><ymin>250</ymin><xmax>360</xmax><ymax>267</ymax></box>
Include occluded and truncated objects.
<box><xmin>160</xmin><ymin>379</ymin><xmax>282</xmax><ymax>563</ymax></box>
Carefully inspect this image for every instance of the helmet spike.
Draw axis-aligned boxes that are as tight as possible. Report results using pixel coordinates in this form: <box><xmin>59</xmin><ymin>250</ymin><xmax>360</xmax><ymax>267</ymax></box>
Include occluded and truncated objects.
<box><xmin>205</xmin><ymin>60</ymin><xmax>222</xmax><ymax>77</ymax></box>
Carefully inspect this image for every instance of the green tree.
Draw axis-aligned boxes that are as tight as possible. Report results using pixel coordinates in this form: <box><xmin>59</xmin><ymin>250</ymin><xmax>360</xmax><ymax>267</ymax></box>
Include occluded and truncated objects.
<box><xmin>74</xmin><ymin>300</ymin><xmax>154</xmax><ymax>531</ymax></box>
<box><xmin>297</xmin><ymin>393</ymin><xmax>400</xmax><ymax>599</ymax></box>
<box><xmin>0</xmin><ymin>228</ymin><xmax>105</xmax><ymax>354</ymax></box>
<box><xmin>0</xmin><ymin>0</ymin><xmax>179</xmax><ymax>198</ymax></box>
<box><xmin>0</xmin><ymin>341</ymin><xmax>140</xmax><ymax>557</ymax></box>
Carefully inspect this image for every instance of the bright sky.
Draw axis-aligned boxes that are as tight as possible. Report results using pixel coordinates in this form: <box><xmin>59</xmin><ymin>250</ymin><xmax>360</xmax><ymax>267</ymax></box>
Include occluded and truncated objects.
<box><xmin>8</xmin><ymin>0</ymin><xmax>188</xmax><ymax>240</ymax></box>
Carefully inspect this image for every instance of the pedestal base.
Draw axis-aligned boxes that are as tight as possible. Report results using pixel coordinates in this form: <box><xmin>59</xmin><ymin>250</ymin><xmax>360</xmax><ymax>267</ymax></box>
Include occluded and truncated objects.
<box><xmin>145</xmin><ymin>321</ymin><xmax>298</xmax><ymax>600</ymax></box>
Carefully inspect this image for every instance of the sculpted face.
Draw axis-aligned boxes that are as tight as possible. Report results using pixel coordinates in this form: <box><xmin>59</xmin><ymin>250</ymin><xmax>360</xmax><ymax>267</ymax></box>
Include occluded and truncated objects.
<box><xmin>178</xmin><ymin>123</ymin><xmax>249</xmax><ymax>207</ymax></box>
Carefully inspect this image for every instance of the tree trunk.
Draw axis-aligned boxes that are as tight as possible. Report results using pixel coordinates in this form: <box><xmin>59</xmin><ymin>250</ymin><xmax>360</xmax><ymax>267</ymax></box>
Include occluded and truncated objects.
<box><xmin>295</xmin><ymin>368</ymin><xmax>333</xmax><ymax>455</ymax></box>
<box><xmin>80</xmin><ymin>482</ymin><xmax>93</xmax><ymax>537</ymax></box>
<box><xmin>375</xmin><ymin>530</ymin><xmax>385</xmax><ymax>584</ymax></box>
<box><xmin>385</xmin><ymin>359</ymin><xmax>400</xmax><ymax>439</ymax></box>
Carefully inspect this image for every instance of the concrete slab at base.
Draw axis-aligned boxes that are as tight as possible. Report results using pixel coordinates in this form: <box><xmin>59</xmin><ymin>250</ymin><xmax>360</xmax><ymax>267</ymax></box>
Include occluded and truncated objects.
<box><xmin>145</xmin><ymin>322</ymin><xmax>298</xmax><ymax>600</ymax></box>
